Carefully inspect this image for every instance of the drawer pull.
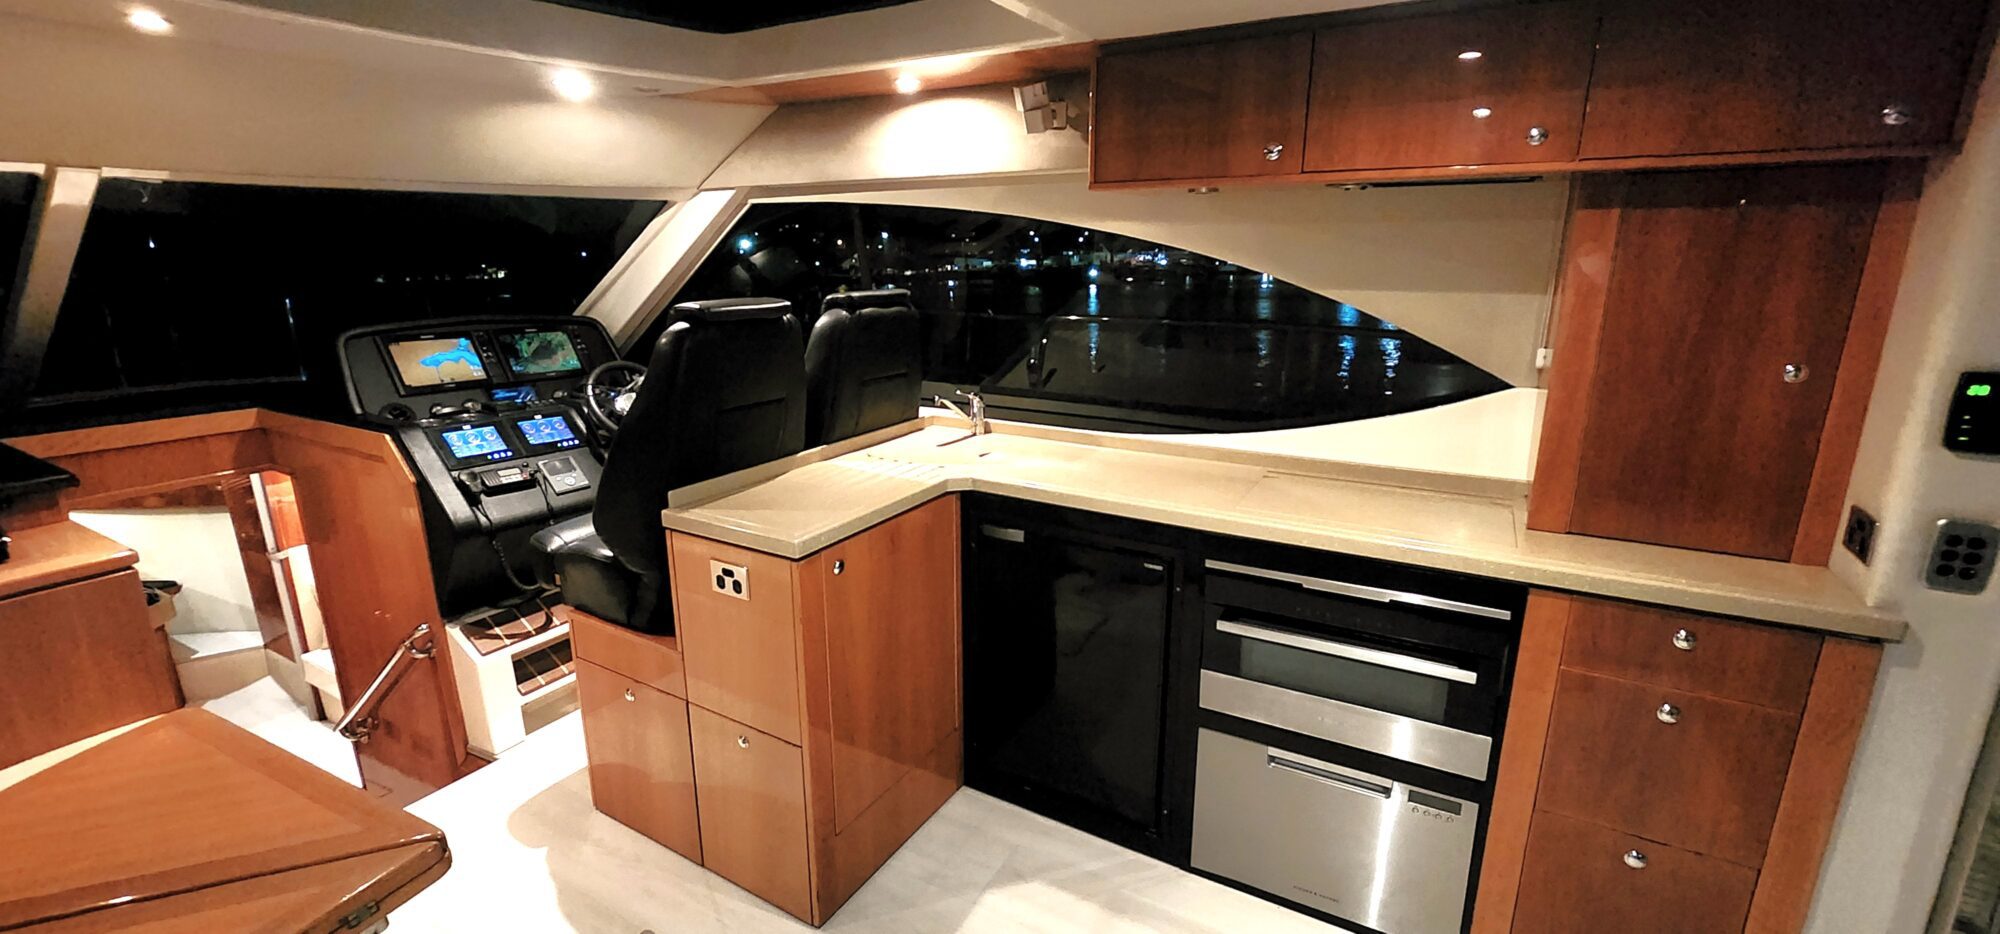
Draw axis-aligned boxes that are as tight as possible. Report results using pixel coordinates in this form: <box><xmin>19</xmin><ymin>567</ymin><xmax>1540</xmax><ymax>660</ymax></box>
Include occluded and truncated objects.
<box><xmin>1623</xmin><ymin>849</ymin><xmax>1648</xmax><ymax>870</ymax></box>
<box><xmin>1216</xmin><ymin>619</ymin><xmax>1478</xmax><ymax>684</ymax></box>
<box><xmin>622</xmin><ymin>689</ymin><xmax>636</xmax><ymax>702</ymax></box>
<box><xmin>1656</xmin><ymin>703</ymin><xmax>1681</xmax><ymax>725</ymax></box>
<box><xmin>737</xmin><ymin>735</ymin><xmax>750</xmax><ymax>749</ymax></box>
<box><xmin>1672</xmin><ymin>628</ymin><xmax>1697</xmax><ymax>651</ymax></box>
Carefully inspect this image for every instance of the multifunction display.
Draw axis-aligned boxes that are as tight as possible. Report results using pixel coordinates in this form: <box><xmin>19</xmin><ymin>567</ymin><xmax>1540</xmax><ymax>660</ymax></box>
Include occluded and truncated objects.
<box><xmin>386</xmin><ymin>336</ymin><xmax>487</xmax><ymax>389</ymax></box>
<box><xmin>500</xmin><ymin>329</ymin><xmax>583</xmax><ymax>377</ymax></box>
<box><xmin>439</xmin><ymin>424</ymin><xmax>513</xmax><ymax>462</ymax></box>
<box><xmin>515</xmin><ymin>414</ymin><xmax>581</xmax><ymax>450</ymax></box>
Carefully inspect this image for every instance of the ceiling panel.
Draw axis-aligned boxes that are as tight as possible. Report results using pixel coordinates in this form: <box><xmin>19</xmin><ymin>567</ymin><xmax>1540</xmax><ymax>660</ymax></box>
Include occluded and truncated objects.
<box><xmin>530</xmin><ymin>0</ymin><xmax>921</xmax><ymax>34</ymax></box>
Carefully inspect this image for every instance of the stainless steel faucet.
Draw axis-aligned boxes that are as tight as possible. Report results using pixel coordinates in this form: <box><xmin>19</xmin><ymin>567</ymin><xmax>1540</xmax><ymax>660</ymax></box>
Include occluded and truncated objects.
<box><xmin>934</xmin><ymin>389</ymin><xmax>989</xmax><ymax>436</ymax></box>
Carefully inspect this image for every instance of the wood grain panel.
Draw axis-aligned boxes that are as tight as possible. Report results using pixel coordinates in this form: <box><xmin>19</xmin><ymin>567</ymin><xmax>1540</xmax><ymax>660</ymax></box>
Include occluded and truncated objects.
<box><xmin>1562</xmin><ymin>597</ymin><xmax>1823</xmax><ymax>712</ymax></box>
<box><xmin>1582</xmin><ymin>0</ymin><xmax>1988</xmax><ymax>158</ymax></box>
<box><xmin>819</xmin><ymin>730</ymin><xmax>961</xmax><ymax>917</ymax></box>
<box><xmin>1792</xmin><ymin>162</ymin><xmax>1926</xmax><ymax>564</ymax></box>
<box><xmin>1566</xmin><ymin>164</ymin><xmax>1886</xmax><ymax>559</ymax></box>
<box><xmin>1744</xmin><ymin>638</ymin><xmax>1883</xmax><ymax>934</ymax></box>
<box><xmin>1470</xmin><ymin>590</ymin><xmax>1573</xmax><ymax>934</ymax></box>
<box><xmin>568</xmin><ymin>606</ymin><xmax>685</xmax><ymax>699</ymax></box>
<box><xmin>670</xmin><ymin>532</ymin><xmax>803</xmax><ymax>745</ymax></box>
<box><xmin>0</xmin><ymin>520</ymin><xmax>136</xmax><ymax>600</ymax></box>
<box><xmin>1536</xmin><ymin>669</ymin><xmax>1799</xmax><ymax>867</ymax></box>
<box><xmin>1527</xmin><ymin>174</ymin><xmax>1627</xmax><ymax>533</ymax></box>
<box><xmin>689</xmin><ymin>704</ymin><xmax>812</xmax><ymax>923</ymax></box>
<box><xmin>1304</xmin><ymin>2</ymin><xmax>1595</xmax><ymax>171</ymax></box>
<box><xmin>1092</xmin><ymin>33</ymin><xmax>1313</xmax><ymax>183</ymax></box>
<box><xmin>577</xmin><ymin>659</ymin><xmax>700</xmax><ymax>862</ymax></box>
<box><xmin>19</xmin><ymin>434</ymin><xmax>275</xmax><ymax>515</ymax></box>
<box><xmin>1512</xmin><ymin>809</ymin><xmax>1757</xmax><ymax>934</ymax></box>
<box><xmin>679</xmin><ymin>42</ymin><xmax>1096</xmax><ymax>105</ymax></box>
<box><xmin>0</xmin><ymin>570</ymin><xmax>179</xmax><ymax>767</ymax></box>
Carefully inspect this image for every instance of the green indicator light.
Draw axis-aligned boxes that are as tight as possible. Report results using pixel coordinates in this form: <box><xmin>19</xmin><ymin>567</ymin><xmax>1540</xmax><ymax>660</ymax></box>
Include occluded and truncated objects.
<box><xmin>1970</xmin><ymin>384</ymin><xmax>1994</xmax><ymax>397</ymax></box>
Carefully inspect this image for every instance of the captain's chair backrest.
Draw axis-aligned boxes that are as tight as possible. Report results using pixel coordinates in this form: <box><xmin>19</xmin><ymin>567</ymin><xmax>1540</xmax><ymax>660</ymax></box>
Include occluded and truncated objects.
<box><xmin>804</xmin><ymin>288</ymin><xmax>924</xmax><ymax>447</ymax></box>
<box><xmin>593</xmin><ymin>297</ymin><xmax>807</xmax><ymax>577</ymax></box>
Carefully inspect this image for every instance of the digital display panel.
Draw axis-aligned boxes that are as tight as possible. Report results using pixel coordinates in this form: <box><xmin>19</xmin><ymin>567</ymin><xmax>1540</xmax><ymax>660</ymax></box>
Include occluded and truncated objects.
<box><xmin>516</xmin><ymin>414</ymin><xmax>580</xmax><ymax>449</ymax></box>
<box><xmin>387</xmin><ymin>336</ymin><xmax>487</xmax><ymax>389</ymax></box>
<box><xmin>440</xmin><ymin>424</ymin><xmax>511</xmax><ymax>461</ymax></box>
<box><xmin>490</xmin><ymin>385</ymin><xmax>539</xmax><ymax>404</ymax></box>
<box><xmin>500</xmin><ymin>330</ymin><xmax>583</xmax><ymax>377</ymax></box>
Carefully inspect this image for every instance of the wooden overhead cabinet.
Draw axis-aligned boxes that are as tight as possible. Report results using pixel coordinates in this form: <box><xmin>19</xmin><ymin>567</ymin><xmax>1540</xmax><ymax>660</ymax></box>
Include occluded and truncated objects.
<box><xmin>1303</xmin><ymin>2</ymin><xmax>1597</xmax><ymax>171</ymax></box>
<box><xmin>1580</xmin><ymin>0</ymin><xmax>1990</xmax><ymax>159</ymax></box>
<box><xmin>1091</xmin><ymin>33</ymin><xmax>1313</xmax><ymax>184</ymax></box>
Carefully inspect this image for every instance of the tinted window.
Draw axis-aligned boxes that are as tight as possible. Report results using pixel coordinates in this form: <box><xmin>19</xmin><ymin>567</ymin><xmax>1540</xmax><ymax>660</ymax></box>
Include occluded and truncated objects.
<box><xmin>0</xmin><ymin>171</ymin><xmax>40</xmax><ymax>314</ymax></box>
<box><xmin>662</xmin><ymin>202</ymin><xmax>1506</xmax><ymax>433</ymax></box>
<box><xmin>26</xmin><ymin>179</ymin><xmax>662</xmax><ymax>425</ymax></box>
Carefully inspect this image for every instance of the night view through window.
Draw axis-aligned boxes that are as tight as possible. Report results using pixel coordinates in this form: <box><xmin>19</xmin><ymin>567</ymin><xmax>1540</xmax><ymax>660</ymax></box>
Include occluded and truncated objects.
<box><xmin>673</xmin><ymin>202</ymin><xmax>1507</xmax><ymax>432</ymax></box>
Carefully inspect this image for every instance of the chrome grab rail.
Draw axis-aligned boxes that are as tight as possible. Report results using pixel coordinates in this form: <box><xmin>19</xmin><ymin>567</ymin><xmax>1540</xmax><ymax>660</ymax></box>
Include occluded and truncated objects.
<box><xmin>335</xmin><ymin>623</ymin><xmax>436</xmax><ymax>744</ymax></box>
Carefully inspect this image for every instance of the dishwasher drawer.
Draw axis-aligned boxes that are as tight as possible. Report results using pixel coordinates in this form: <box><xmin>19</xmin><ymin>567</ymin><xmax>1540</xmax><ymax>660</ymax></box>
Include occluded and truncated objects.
<box><xmin>1190</xmin><ymin>729</ymin><xmax>1477</xmax><ymax>934</ymax></box>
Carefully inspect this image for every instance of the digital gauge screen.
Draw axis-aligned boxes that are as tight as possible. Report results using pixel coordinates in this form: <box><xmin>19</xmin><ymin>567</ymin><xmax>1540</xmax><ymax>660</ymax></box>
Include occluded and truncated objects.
<box><xmin>440</xmin><ymin>424</ymin><xmax>512</xmax><ymax>462</ymax></box>
<box><xmin>515</xmin><ymin>414</ymin><xmax>580</xmax><ymax>449</ymax></box>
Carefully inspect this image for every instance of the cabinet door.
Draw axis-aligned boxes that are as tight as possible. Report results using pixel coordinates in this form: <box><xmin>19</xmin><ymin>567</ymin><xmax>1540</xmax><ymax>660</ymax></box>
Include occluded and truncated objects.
<box><xmin>1581</xmin><ymin>0</ymin><xmax>1987</xmax><ymax>158</ymax></box>
<box><xmin>1562</xmin><ymin>165</ymin><xmax>1885</xmax><ymax>559</ymax></box>
<box><xmin>1303</xmin><ymin>2</ymin><xmax>1596</xmax><ymax>171</ymax></box>
<box><xmin>577</xmin><ymin>660</ymin><xmax>700</xmax><ymax>862</ymax></box>
<box><xmin>1512</xmin><ymin>810</ymin><xmax>1757</xmax><ymax>933</ymax></box>
<box><xmin>689</xmin><ymin>705</ymin><xmax>812</xmax><ymax>923</ymax></box>
<box><xmin>669</xmin><ymin>533</ymin><xmax>801</xmax><ymax>744</ymax></box>
<box><xmin>1092</xmin><ymin>33</ymin><xmax>1312</xmax><ymax>184</ymax></box>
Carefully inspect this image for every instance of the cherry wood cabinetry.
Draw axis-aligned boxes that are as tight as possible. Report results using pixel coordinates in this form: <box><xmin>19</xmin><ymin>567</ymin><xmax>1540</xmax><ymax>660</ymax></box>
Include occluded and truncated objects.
<box><xmin>576</xmin><ymin>657</ymin><xmax>700</xmax><ymax>862</ymax></box>
<box><xmin>1472</xmin><ymin>591</ymin><xmax>1883</xmax><ymax>934</ymax></box>
<box><xmin>1303</xmin><ymin>2</ymin><xmax>1596</xmax><ymax>171</ymax></box>
<box><xmin>688</xmin><ymin>705</ymin><xmax>813</xmax><ymax>920</ymax></box>
<box><xmin>1092</xmin><ymin>33</ymin><xmax>1312</xmax><ymax>183</ymax></box>
<box><xmin>1580</xmin><ymin>0</ymin><xmax>1990</xmax><ymax>159</ymax></box>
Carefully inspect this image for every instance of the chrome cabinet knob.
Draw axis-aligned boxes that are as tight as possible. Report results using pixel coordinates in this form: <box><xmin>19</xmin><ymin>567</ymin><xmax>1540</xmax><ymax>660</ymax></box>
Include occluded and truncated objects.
<box><xmin>1784</xmin><ymin>363</ymin><xmax>1810</xmax><ymax>383</ymax></box>
<box><xmin>1656</xmin><ymin>703</ymin><xmax>1682</xmax><ymax>725</ymax></box>
<box><xmin>1262</xmin><ymin>143</ymin><xmax>1285</xmax><ymax>161</ymax></box>
<box><xmin>1526</xmin><ymin>126</ymin><xmax>1549</xmax><ymax>146</ymax></box>
<box><xmin>1672</xmin><ymin>628</ymin><xmax>1697</xmax><ymax>651</ymax></box>
<box><xmin>832</xmin><ymin>559</ymin><xmax>845</xmax><ymax>575</ymax></box>
<box><xmin>1624</xmin><ymin>849</ymin><xmax>1649</xmax><ymax>870</ymax></box>
<box><xmin>737</xmin><ymin>735</ymin><xmax>750</xmax><ymax>749</ymax></box>
<box><xmin>1882</xmin><ymin>105</ymin><xmax>1913</xmax><ymax>126</ymax></box>
<box><xmin>623</xmin><ymin>689</ymin><xmax>636</xmax><ymax>702</ymax></box>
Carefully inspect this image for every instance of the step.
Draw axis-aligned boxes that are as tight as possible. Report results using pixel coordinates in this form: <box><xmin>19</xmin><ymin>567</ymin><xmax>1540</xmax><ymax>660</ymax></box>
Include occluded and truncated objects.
<box><xmin>169</xmin><ymin>630</ymin><xmax>266</xmax><ymax>664</ymax></box>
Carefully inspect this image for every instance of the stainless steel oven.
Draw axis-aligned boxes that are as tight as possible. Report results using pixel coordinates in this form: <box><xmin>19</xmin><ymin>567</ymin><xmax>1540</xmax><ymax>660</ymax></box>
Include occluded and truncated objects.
<box><xmin>1190</xmin><ymin>554</ymin><xmax>1522</xmax><ymax>934</ymax></box>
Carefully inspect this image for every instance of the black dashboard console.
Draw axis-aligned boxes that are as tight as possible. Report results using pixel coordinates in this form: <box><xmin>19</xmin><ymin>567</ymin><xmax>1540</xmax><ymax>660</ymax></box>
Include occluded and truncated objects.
<box><xmin>337</xmin><ymin>317</ymin><xmax>620</xmax><ymax>616</ymax></box>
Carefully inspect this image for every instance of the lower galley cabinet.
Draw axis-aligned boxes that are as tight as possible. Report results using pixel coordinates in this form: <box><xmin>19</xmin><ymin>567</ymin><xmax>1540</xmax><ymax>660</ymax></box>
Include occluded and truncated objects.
<box><xmin>1472</xmin><ymin>591</ymin><xmax>1883</xmax><ymax>934</ymax></box>
<box><xmin>579</xmin><ymin>495</ymin><xmax>963</xmax><ymax>926</ymax></box>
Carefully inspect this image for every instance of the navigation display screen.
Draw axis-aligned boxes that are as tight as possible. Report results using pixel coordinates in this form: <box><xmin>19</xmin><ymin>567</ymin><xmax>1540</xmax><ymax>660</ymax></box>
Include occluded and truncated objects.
<box><xmin>500</xmin><ymin>330</ymin><xmax>583</xmax><ymax>377</ymax></box>
<box><xmin>387</xmin><ymin>336</ymin><xmax>487</xmax><ymax>389</ymax></box>
<box><xmin>515</xmin><ymin>414</ymin><xmax>580</xmax><ymax>449</ymax></box>
<box><xmin>439</xmin><ymin>424</ymin><xmax>512</xmax><ymax>461</ymax></box>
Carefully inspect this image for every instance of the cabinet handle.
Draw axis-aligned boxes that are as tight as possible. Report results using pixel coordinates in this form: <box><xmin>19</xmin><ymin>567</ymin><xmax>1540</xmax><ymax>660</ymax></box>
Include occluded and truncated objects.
<box><xmin>832</xmin><ymin>559</ymin><xmax>845</xmax><ymax>576</ymax></box>
<box><xmin>1525</xmin><ymin>126</ymin><xmax>1549</xmax><ymax>146</ymax></box>
<box><xmin>1784</xmin><ymin>363</ymin><xmax>1810</xmax><ymax>384</ymax></box>
<box><xmin>1261</xmin><ymin>143</ymin><xmax>1284</xmax><ymax>161</ymax></box>
<box><xmin>1656</xmin><ymin>703</ymin><xmax>1681</xmax><ymax>725</ymax></box>
<box><xmin>622</xmin><ymin>689</ymin><xmax>636</xmax><ymax>702</ymax></box>
<box><xmin>1881</xmin><ymin>104</ymin><xmax>1913</xmax><ymax>127</ymax></box>
<box><xmin>1672</xmin><ymin>628</ymin><xmax>1697</xmax><ymax>652</ymax></box>
<box><xmin>737</xmin><ymin>735</ymin><xmax>750</xmax><ymax>749</ymax></box>
<box><xmin>1624</xmin><ymin>849</ymin><xmax>1649</xmax><ymax>870</ymax></box>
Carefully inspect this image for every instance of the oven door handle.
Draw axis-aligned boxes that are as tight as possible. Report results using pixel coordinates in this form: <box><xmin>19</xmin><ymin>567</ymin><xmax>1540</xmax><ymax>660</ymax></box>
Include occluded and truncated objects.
<box><xmin>1265</xmin><ymin>749</ymin><xmax>1394</xmax><ymax>799</ymax></box>
<box><xmin>1204</xmin><ymin>559</ymin><xmax>1512</xmax><ymax>622</ymax></box>
<box><xmin>1216</xmin><ymin>619</ymin><xmax>1480</xmax><ymax>685</ymax></box>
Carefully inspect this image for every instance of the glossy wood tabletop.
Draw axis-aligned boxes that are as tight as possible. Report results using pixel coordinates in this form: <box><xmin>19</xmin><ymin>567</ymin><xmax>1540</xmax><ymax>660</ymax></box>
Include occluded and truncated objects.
<box><xmin>0</xmin><ymin>709</ymin><xmax>447</xmax><ymax>930</ymax></box>
<box><xmin>0</xmin><ymin>521</ymin><xmax>136</xmax><ymax>601</ymax></box>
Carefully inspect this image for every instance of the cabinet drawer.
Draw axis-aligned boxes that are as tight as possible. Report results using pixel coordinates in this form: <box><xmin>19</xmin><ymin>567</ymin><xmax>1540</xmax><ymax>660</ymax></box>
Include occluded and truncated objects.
<box><xmin>1513</xmin><ymin>810</ymin><xmax>1756</xmax><ymax>933</ymax></box>
<box><xmin>1536</xmin><ymin>669</ymin><xmax>1797</xmax><ymax>866</ymax></box>
<box><xmin>670</xmin><ymin>533</ymin><xmax>801</xmax><ymax>744</ymax></box>
<box><xmin>577</xmin><ymin>660</ymin><xmax>700</xmax><ymax>862</ymax></box>
<box><xmin>569</xmin><ymin>607</ymin><xmax>685</xmax><ymax>699</ymax></box>
<box><xmin>689</xmin><ymin>705</ymin><xmax>812</xmax><ymax>922</ymax></box>
<box><xmin>1562</xmin><ymin>597</ymin><xmax>1821</xmax><ymax>711</ymax></box>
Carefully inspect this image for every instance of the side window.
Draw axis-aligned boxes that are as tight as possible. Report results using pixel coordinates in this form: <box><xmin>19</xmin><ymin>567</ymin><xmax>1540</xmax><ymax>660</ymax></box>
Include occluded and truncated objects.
<box><xmin>23</xmin><ymin>179</ymin><xmax>662</xmax><ymax>426</ymax></box>
<box><xmin>660</xmin><ymin>202</ymin><xmax>1507</xmax><ymax>433</ymax></box>
<box><xmin>0</xmin><ymin>171</ymin><xmax>40</xmax><ymax>314</ymax></box>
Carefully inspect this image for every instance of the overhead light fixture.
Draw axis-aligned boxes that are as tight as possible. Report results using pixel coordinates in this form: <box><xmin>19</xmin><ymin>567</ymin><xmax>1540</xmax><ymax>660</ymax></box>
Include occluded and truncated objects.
<box><xmin>127</xmin><ymin>8</ymin><xmax>173</xmax><ymax>34</ymax></box>
<box><xmin>549</xmin><ymin>67</ymin><xmax>597</xmax><ymax>102</ymax></box>
<box><xmin>1457</xmin><ymin>50</ymin><xmax>1484</xmax><ymax>61</ymax></box>
<box><xmin>1471</xmin><ymin>106</ymin><xmax>1493</xmax><ymax>119</ymax></box>
<box><xmin>893</xmin><ymin>74</ymin><xmax>922</xmax><ymax>95</ymax></box>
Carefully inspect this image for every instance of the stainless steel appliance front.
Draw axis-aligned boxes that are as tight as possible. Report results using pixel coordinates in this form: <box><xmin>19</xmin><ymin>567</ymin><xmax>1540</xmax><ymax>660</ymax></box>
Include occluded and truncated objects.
<box><xmin>1191</xmin><ymin>729</ymin><xmax>1478</xmax><ymax>934</ymax></box>
<box><xmin>1198</xmin><ymin>669</ymin><xmax>1493</xmax><ymax>781</ymax></box>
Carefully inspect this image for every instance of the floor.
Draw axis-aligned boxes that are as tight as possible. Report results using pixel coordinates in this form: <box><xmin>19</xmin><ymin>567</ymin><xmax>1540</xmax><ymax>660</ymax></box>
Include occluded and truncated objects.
<box><xmin>198</xmin><ymin>676</ymin><xmax>362</xmax><ymax>787</ymax></box>
<box><xmin>392</xmin><ymin>712</ymin><xmax>1354</xmax><ymax>934</ymax></box>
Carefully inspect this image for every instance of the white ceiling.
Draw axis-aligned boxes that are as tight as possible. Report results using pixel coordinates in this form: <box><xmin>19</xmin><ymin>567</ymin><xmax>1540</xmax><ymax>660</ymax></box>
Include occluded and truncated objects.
<box><xmin>0</xmin><ymin>0</ymin><xmax>1411</xmax><ymax>96</ymax></box>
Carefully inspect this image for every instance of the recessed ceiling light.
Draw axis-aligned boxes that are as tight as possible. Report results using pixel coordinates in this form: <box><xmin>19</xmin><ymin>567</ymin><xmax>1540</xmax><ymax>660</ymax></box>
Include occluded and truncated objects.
<box><xmin>549</xmin><ymin>67</ymin><xmax>597</xmax><ymax>102</ymax></box>
<box><xmin>127</xmin><ymin>8</ymin><xmax>172</xmax><ymax>34</ymax></box>
<box><xmin>1457</xmin><ymin>50</ymin><xmax>1484</xmax><ymax>61</ymax></box>
<box><xmin>893</xmin><ymin>74</ymin><xmax>922</xmax><ymax>95</ymax></box>
<box><xmin>1471</xmin><ymin>106</ymin><xmax>1493</xmax><ymax>119</ymax></box>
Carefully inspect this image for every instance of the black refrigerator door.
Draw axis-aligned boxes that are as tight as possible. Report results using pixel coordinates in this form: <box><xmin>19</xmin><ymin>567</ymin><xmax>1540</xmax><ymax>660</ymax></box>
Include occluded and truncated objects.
<box><xmin>964</xmin><ymin>520</ymin><xmax>1174</xmax><ymax>852</ymax></box>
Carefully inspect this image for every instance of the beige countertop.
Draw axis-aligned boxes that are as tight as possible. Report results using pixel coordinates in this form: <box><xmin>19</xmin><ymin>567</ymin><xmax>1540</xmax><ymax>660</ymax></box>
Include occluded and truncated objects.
<box><xmin>662</xmin><ymin>422</ymin><xmax>1905</xmax><ymax>641</ymax></box>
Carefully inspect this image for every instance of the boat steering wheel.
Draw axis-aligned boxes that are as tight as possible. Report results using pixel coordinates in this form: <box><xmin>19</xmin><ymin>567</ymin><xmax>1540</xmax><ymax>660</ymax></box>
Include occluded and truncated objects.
<box><xmin>581</xmin><ymin>360</ymin><xmax>647</xmax><ymax>434</ymax></box>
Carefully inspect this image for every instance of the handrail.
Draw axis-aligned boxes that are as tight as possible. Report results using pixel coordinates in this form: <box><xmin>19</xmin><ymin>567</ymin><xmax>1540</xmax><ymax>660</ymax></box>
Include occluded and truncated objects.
<box><xmin>335</xmin><ymin>623</ymin><xmax>436</xmax><ymax>743</ymax></box>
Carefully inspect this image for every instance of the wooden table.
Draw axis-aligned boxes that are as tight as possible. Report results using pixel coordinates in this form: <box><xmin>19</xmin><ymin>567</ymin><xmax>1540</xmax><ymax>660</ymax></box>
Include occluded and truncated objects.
<box><xmin>0</xmin><ymin>710</ymin><xmax>450</xmax><ymax>932</ymax></box>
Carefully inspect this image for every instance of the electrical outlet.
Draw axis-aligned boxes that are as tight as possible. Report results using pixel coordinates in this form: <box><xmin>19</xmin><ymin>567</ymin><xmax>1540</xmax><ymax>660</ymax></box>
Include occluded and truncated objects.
<box><xmin>710</xmin><ymin>560</ymin><xmax>750</xmax><ymax>600</ymax></box>
<box><xmin>1925</xmin><ymin>519</ymin><xmax>1996</xmax><ymax>595</ymax></box>
<box><xmin>1842</xmin><ymin>506</ymin><xmax>1878</xmax><ymax>565</ymax></box>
